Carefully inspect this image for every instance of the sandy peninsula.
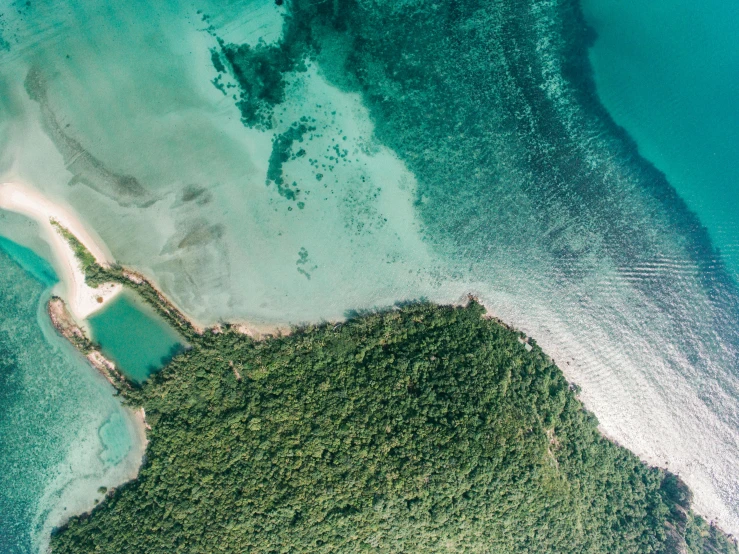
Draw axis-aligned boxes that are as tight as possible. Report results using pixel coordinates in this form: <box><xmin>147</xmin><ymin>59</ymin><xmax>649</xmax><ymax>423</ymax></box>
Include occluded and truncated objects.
<box><xmin>0</xmin><ymin>182</ymin><xmax>151</xmax><ymax>552</ymax></box>
<box><xmin>0</xmin><ymin>181</ymin><xmax>122</xmax><ymax>320</ymax></box>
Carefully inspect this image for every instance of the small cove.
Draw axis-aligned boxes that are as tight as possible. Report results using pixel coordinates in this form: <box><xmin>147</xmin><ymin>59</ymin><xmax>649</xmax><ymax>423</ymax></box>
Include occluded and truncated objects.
<box><xmin>86</xmin><ymin>290</ymin><xmax>186</xmax><ymax>383</ymax></box>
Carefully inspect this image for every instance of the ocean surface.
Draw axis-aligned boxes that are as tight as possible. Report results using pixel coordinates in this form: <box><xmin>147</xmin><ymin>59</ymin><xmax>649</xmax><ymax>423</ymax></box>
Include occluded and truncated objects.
<box><xmin>87</xmin><ymin>290</ymin><xmax>185</xmax><ymax>383</ymax></box>
<box><xmin>1</xmin><ymin>0</ymin><xmax>739</xmax><ymax>549</ymax></box>
<box><xmin>0</xmin><ymin>231</ymin><xmax>141</xmax><ymax>554</ymax></box>
<box><xmin>582</xmin><ymin>0</ymin><xmax>739</xmax><ymax>280</ymax></box>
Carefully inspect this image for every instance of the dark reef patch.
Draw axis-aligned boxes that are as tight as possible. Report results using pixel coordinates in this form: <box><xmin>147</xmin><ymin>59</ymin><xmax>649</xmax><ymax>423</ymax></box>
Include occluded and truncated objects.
<box><xmin>215</xmin><ymin>36</ymin><xmax>309</xmax><ymax>129</ymax></box>
<box><xmin>266</xmin><ymin>121</ymin><xmax>314</xmax><ymax>201</ymax></box>
<box><xmin>24</xmin><ymin>67</ymin><xmax>154</xmax><ymax>208</ymax></box>
<box><xmin>180</xmin><ymin>184</ymin><xmax>212</xmax><ymax>206</ymax></box>
<box><xmin>0</xmin><ymin>329</ymin><xmax>17</xmax><ymax>392</ymax></box>
<box><xmin>245</xmin><ymin>0</ymin><xmax>739</xmax><ymax>391</ymax></box>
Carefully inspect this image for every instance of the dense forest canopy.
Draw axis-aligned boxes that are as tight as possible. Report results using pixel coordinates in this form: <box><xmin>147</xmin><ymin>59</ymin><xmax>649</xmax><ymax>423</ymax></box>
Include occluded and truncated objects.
<box><xmin>51</xmin><ymin>302</ymin><xmax>736</xmax><ymax>553</ymax></box>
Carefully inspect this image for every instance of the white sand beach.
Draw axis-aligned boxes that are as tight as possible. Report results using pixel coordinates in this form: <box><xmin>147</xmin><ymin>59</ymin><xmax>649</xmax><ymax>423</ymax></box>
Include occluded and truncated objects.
<box><xmin>0</xmin><ymin>181</ymin><xmax>122</xmax><ymax>320</ymax></box>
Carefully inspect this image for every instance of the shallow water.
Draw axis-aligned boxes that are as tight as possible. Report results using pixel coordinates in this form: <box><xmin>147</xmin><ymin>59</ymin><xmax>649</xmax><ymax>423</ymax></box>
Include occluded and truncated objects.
<box><xmin>0</xmin><ymin>236</ymin><xmax>140</xmax><ymax>554</ymax></box>
<box><xmin>0</xmin><ymin>0</ymin><xmax>437</xmax><ymax>325</ymax></box>
<box><xmin>87</xmin><ymin>290</ymin><xmax>185</xmax><ymax>383</ymax></box>
<box><xmin>1</xmin><ymin>0</ymin><xmax>739</xmax><ymax>540</ymax></box>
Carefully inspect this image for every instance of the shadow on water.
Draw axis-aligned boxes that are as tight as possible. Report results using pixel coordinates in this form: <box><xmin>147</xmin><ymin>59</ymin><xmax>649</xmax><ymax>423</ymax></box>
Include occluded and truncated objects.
<box><xmin>87</xmin><ymin>290</ymin><xmax>188</xmax><ymax>384</ymax></box>
<box><xmin>342</xmin><ymin>297</ymin><xmax>430</xmax><ymax>321</ymax></box>
<box><xmin>148</xmin><ymin>342</ymin><xmax>190</xmax><ymax>379</ymax></box>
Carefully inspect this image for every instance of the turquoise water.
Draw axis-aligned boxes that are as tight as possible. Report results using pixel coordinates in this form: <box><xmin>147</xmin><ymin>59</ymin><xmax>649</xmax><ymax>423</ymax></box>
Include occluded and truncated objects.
<box><xmin>0</xmin><ymin>236</ymin><xmax>57</xmax><ymax>286</ymax></box>
<box><xmin>582</xmin><ymin>0</ymin><xmax>739</xmax><ymax>280</ymax></box>
<box><xmin>87</xmin><ymin>290</ymin><xmax>185</xmax><ymax>383</ymax></box>
<box><xmin>0</xmin><ymin>237</ymin><xmax>139</xmax><ymax>554</ymax></box>
<box><xmin>1</xmin><ymin>0</ymin><xmax>739</xmax><ymax>539</ymax></box>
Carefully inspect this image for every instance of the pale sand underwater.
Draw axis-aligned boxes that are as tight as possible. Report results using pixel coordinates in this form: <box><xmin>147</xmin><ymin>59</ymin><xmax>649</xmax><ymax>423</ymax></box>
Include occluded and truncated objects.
<box><xmin>0</xmin><ymin>184</ymin><xmax>151</xmax><ymax>550</ymax></box>
<box><xmin>0</xmin><ymin>240</ymin><xmax>148</xmax><ymax>554</ymax></box>
<box><xmin>32</xmin><ymin>406</ymin><xmax>147</xmax><ymax>554</ymax></box>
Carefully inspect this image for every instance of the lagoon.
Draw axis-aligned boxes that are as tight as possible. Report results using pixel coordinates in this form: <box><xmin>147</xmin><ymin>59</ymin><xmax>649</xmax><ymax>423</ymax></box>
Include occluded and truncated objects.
<box><xmin>0</xmin><ymin>235</ymin><xmax>143</xmax><ymax>554</ymax></box>
<box><xmin>86</xmin><ymin>290</ymin><xmax>185</xmax><ymax>383</ymax></box>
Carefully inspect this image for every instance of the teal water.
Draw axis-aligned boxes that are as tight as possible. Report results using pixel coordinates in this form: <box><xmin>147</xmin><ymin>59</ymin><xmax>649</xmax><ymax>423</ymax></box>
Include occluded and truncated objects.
<box><xmin>0</xmin><ymin>238</ymin><xmax>139</xmax><ymax>554</ymax></box>
<box><xmin>582</xmin><ymin>0</ymin><xmax>739</xmax><ymax>280</ymax></box>
<box><xmin>87</xmin><ymin>290</ymin><xmax>185</xmax><ymax>383</ymax></box>
<box><xmin>2</xmin><ymin>0</ymin><xmax>739</xmax><ymax>539</ymax></box>
<box><xmin>0</xmin><ymin>236</ymin><xmax>57</xmax><ymax>287</ymax></box>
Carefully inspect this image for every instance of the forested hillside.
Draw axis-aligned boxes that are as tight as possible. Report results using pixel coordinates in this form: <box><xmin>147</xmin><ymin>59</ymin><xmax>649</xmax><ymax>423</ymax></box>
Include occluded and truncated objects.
<box><xmin>51</xmin><ymin>302</ymin><xmax>736</xmax><ymax>553</ymax></box>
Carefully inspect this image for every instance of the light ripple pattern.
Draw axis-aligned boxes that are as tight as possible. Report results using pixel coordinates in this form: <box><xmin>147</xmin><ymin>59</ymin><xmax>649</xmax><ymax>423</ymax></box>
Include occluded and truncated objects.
<box><xmin>0</xmin><ymin>0</ymin><xmax>738</xmax><ymax>539</ymax></box>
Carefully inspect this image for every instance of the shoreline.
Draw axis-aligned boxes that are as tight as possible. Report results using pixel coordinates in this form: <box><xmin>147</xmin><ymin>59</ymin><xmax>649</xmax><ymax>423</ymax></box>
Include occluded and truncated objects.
<box><xmin>0</xmin><ymin>181</ymin><xmax>122</xmax><ymax>321</ymax></box>
<box><xmin>4</xmin><ymin>182</ymin><xmax>736</xmax><ymax>544</ymax></box>
<box><xmin>1</xmin><ymin>182</ymin><xmax>151</xmax><ymax>548</ymax></box>
<box><xmin>33</xmin><ymin>401</ymin><xmax>149</xmax><ymax>554</ymax></box>
<box><xmin>46</xmin><ymin>297</ymin><xmax>133</xmax><ymax>391</ymax></box>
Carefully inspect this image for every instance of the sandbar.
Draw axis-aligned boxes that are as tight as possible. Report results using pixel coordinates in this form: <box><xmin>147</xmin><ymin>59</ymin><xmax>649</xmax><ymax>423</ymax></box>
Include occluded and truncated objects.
<box><xmin>0</xmin><ymin>181</ymin><xmax>122</xmax><ymax>320</ymax></box>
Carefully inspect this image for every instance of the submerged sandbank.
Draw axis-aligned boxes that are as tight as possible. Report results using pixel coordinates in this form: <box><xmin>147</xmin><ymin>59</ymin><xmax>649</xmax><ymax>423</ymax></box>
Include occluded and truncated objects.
<box><xmin>0</xmin><ymin>181</ymin><xmax>122</xmax><ymax>321</ymax></box>
<box><xmin>33</xmin><ymin>405</ymin><xmax>148</xmax><ymax>554</ymax></box>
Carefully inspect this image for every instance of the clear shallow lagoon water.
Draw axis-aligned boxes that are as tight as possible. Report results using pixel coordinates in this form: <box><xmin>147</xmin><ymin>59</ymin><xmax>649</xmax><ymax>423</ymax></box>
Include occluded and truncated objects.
<box><xmin>0</xmin><ymin>0</ymin><xmax>436</xmax><ymax>325</ymax></box>
<box><xmin>87</xmin><ymin>290</ymin><xmax>185</xmax><ymax>383</ymax></box>
<box><xmin>1</xmin><ymin>0</ymin><xmax>739</xmax><ymax>542</ymax></box>
<box><xmin>0</xmin><ymin>236</ymin><xmax>140</xmax><ymax>554</ymax></box>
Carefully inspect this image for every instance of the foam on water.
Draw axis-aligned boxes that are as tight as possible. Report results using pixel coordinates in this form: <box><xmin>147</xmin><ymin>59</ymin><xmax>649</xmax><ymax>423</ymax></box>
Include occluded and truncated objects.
<box><xmin>1</xmin><ymin>0</ymin><xmax>739</xmax><ymax>537</ymax></box>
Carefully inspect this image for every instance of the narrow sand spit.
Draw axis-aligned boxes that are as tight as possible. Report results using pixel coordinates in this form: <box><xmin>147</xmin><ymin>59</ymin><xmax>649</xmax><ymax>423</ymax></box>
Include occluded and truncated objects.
<box><xmin>0</xmin><ymin>183</ymin><xmax>151</xmax><ymax>550</ymax></box>
<box><xmin>0</xmin><ymin>181</ymin><xmax>122</xmax><ymax>320</ymax></box>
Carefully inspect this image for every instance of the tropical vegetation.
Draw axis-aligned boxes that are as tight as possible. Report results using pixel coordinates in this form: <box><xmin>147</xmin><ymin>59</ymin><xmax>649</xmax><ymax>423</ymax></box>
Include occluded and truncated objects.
<box><xmin>50</xmin><ymin>300</ymin><xmax>737</xmax><ymax>553</ymax></box>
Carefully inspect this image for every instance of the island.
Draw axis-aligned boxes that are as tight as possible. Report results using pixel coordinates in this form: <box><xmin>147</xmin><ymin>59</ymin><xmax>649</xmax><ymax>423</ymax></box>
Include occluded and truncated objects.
<box><xmin>40</xmin><ymin>224</ymin><xmax>737</xmax><ymax>553</ymax></box>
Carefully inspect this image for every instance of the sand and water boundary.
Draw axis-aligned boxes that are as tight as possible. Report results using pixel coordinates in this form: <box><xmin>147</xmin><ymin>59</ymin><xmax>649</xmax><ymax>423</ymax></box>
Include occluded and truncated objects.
<box><xmin>0</xmin><ymin>181</ymin><xmax>122</xmax><ymax>321</ymax></box>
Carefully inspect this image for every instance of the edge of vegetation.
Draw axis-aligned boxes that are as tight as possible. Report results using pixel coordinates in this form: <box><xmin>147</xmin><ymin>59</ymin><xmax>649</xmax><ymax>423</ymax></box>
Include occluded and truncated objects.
<box><xmin>47</xmin><ymin>298</ymin><xmax>738</xmax><ymax>552</ymax></box>
<box><xmin>50</xmin><ymin>219</ymin><xmax>199</xmax><ymax>342</ymax></box>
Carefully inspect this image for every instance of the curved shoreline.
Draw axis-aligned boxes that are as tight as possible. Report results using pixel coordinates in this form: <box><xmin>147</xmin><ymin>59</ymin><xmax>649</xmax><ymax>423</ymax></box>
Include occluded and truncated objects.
<box><xmin>32</xmin><ymin>402</ymin><xmax>148</xmax><ymax>554</ymax></box>
<box><xmin>0</xmin><ymin>182</ymin><xmax>122</xmax><ymax>321</ymax></box>
<box><xmin>0</xmin><ymin>182</ymin><xmax>151</xmax><ymax>551</ymax></box>
<box><xmin>5</xmin><ymin>182</ymin><xmax>737</xmax><ymax>546</ymax></box>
